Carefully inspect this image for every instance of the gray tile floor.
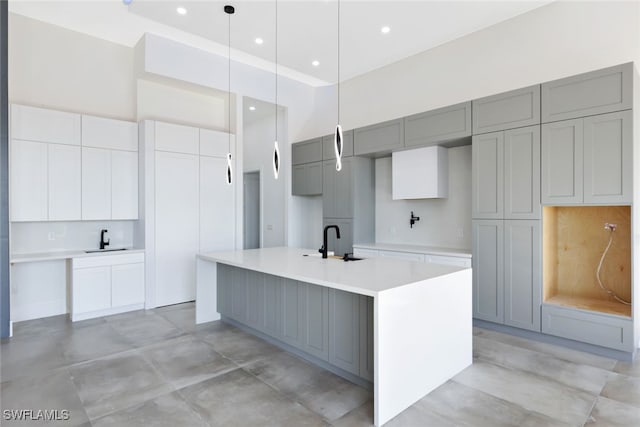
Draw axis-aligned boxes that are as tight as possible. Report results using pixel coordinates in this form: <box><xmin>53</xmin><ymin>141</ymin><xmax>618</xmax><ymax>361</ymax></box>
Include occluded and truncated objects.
<box><xmin>1</xmin><ymin>303</ymin><xmax>638</xmax><ymax>426</ymax></box>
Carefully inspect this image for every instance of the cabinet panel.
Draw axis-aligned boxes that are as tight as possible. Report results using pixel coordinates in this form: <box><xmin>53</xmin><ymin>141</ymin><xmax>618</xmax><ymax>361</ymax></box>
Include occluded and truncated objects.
<box><xmin>81</xmin><ymin>115</ymin><xmax>138</xmax><ymax>151</ymax></box>
<box><xmin>263</xmin><ymin>274</ymin><xmax>282</xmax><ymax>338</ymax></box>
<box><xmin>217</xmin><ymin>264</ymin><xmax>233</xmax><ymax>316</ymax></box>
<box><xmin>282</xmin><ymin>278</ymin><xmax>303</xmax><ymax>348</ymax></box>
<box><xmin>154</xmin><ymin>121</ymin><xmax>199</xmax><ymax>154</ymax></box>
<box><xmin>472</xmin><ymin>85</ymin><xmax>540</xmax><ymax>134</ymax></box>
<box><xmin>472</xmin><ymin>132</ymin><xmax>504</xmax><ymax>219</ymax></box>
<box><xmin>583</xmin><ymin>110</ymin><xmax>632</xmax><ymax>204</ymax></box>
<box><xmin>292</xmin><ymin>138</ymin><xmax>323</xmax><ymax>165</ymax></box>
<box><xmin>111</xmin><ymin>150</ymin><xmax>139</xmax><ymax>220</ymax></box>
<box><xmin>404</xmin><ymin>101</ymin><xmax>471</xmax><ymax>148</ymax></box>
<box><xmin>323</xmin><ymin>159</ymin><xmax>353</xmax><ymax>218</ymax></box>
<box><xmin>359</xmin><ymin>295</ymin><xmax>374</xmax><ymax>381</ymax></box>
<box><xmin>292</xmin><ymin>164</ymin><xmax>306</xmax><ymax>196</ymax></box>
<box><xmin>472</xmin><ymin>220</ymin><xmax>504</xmax><ymax>323</ymax></box>
<box><xmin>392</xmin><ymin>146</ymin><xmax>448</xmax><ymax>200</ymax></box>
<box><xmin>541</xmin><ymin>63</ymin><xmax>632</xmax><ymax>123</ymax></box>
<box><xmin>231</xmin><ymin>267</ymin><xmax>247</xmax><ymax>323</ymax></box>
<box><xmin>329</xmin><ymin>289</ymin><xmax>359</xmax><ymax>374</ymax></box>
<box><xmin>81</xmin><ymin>147</ymin><xmax>111</xmax><ymax>220</ymax></box>
<box><xmin>306</xmin><ymin>162</ymin><xmax>323</xmax><ymax>195</ymax></box>
<box><xmin>10</xmin><ymin>140</ymin><xmax>48</xmax><ymax>221</ymax></box>
<box><xmin>322</xmin><ymin>161</ymin><xmax>335</xmax><ymax>217</ymax></box>
<box><xmin>200</xmin><ymin>156</ymin><xmax>235</xmax><ymax>251</ymax></box>
<box><xmin>322</xmin><ymin>130</ymin><xmax>353</xmax><ymax>160</ymax></box>
<box><xmin>47</xmin><ymin>143</ymin><xmax>81</xmax><ymax>221</ymax></box>
<box><xmin>301</xmin><ymin>282</ymin><xmax>329</xmax><ymax>361</ymax></box>
<box><xmin>504</xmin><ymin>221</ymin><xmax>541</xmax><ymax>331</ymax></box>
<box><xmin>111</xmin><ymin>263</ymin><xmax>145</xmax><ymax>307</ymax></box>
<box><xmin>541</xmin><ymin>119</ymin><xmax>583</xmax><ymax>204</ymax></box>
<box><xmin>354</xmin><ymin>118</ymin><xmax>404</xmax><ymax>156</ymax></box>
<box><xmin>11</xmin><ymin>104</ymin><xmax>80</xmax><ymax>145</ymax></box>
<box><xmin>73</xmin><ymin>266</ymin><xmax>112</xmax><ymax>314</ymax></box>
<box><xmin>245</xmin><ymin>270</ymin><xmax>265</xmax><ymax>331</ymax></box>
<box><xmin>200</xmin><ymin>129</ymin><xmax>232</xmax><ymax>158</ymax></box>
<box><xmin>504</xmin><ymin>126</ymin><xmax>540</xmax><ymax>219</ymax></box>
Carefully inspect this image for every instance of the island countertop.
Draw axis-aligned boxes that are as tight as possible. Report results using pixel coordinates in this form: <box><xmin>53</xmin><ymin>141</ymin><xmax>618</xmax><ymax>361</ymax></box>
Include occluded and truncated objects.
<box><xmin>197</xmin><ymin>246</ymin><xmax>467</xmax><ymax>297</ymax></box>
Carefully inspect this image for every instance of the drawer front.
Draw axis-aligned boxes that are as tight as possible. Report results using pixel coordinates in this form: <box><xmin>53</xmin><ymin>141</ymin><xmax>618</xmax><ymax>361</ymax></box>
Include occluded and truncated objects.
<box><xmin>292</xmin><ymin>139</ymin><xmax>323</xmax><ymax>165</ymax></box>
<box><xmin>541</xmin><ymin>304</ymin><xmax>633</xmax><ymax>352</ymax></box>
<box><xmin>404</xmin><ymin>101</ymin><xmax>471</xmax><ymax>148</ymax></box>
<box><xmin>427</xmin><ymin>255</ymin><xmax>471</xmax><ymax>268</ymax></box>
<box><xmin>378</xmin><ymin>250</ymin><xmax>425</xmax><ymax>262</ymax></box>
<box><xmin>353</xmin><ymin>248</ymin><xmax>379</xmax><ymax>258</ymax></box>
<box><xmin>472</xmin><ymin>85</ymin><xmax>541</xmax><ymax>134</ymax></box>
<box><xmin>73</xmin><ymin>252</ymin><xmax>145</xmax><ymax>269</ymax></box>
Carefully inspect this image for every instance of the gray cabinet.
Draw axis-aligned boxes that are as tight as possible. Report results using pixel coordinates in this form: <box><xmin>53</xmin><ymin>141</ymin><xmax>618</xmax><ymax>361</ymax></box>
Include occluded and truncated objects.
<box><xmin>472</xmin><ymin>131</ymin><xmax>504</xmax><ymax>219</ymax></box>
<box><xmin>404</xmin><ymin>101</ymin><xmax>471</xmax><ymax>148</ymax></box>
<box><xmin>292</xmin><ymin>138</ymin><xmax>323</xmax><ymax>165</ymax></box>
<box><xmin>323</xmin><ymin>130</ymin><xmax>353</xmax><ymax>160</ymax></box>
<box><xmin>542</xmin><ymin>110</ymin><xmax>632</xmax><ymax>205</ymax></box>
<box><xmin>292</xmin><ymin>161</ymin><xmax>322</xmax><ymax>196</ymax></box>
<box><xmin>354</xmin><ymin>118</ymin><xmax>404</xmax><ymax>156</ymax></box>
<box><xmin>541</xmin><ymin>63</ymin><xmax>632</xmax><ymax>123</ymax></box>
<box><xmin>472</xmin><ymin>220</ymin><xmax>504</xmax><ymax>323</ymax></box>
<box><xmin>231</xmin><ymin>267</ymin><xmax>247</xmax><ymax>322</ymax></box>
<box><xmin>504</xmin><ymin>221</ymin><xmax>541</xmax><ymax>331</ymax></box>
<box><xmin>329</xmin><ymin>289</ymin><xmax>360</xmax><ymax>375</ymax></box>
<box><xmin>245</xmin><ymin>270</ymin><xmax>265</xmax><ymax>331</ymax></box>
<box><xmin>323</xmin><ymin>159</ymin><xmax>353</xmax><ymax>219</ymax></box>
<box><xmin>472</xmin><ymin>85</ymin><xmax>541</xmax><ymax>134</ymax></box>
<box><xmin>323</xmin><ymin>218</ymin><xmax>353</xmax><ymax>256</ymax></box>
<box><xmin>217</xmin><ymin>264</ymin><xmax>233</xmax><ymax>316</ymax></box>
<box><xmin>263</xmin><ymin>274</ymin><xmax>282</xmax><ymax>338</ymax></box>
<box><xmin>282</xmin><ymin>278</ymin><xmax>304</xmax><ymax>348</ymax></box>
<box><xmin>359</xmin><ymin>295</ymin><xmax>374</xmax><ymax>381</ymax></box>
<box><xmin>301</xmin><ymin>283</ymin><xmax>329</xmax><ymax>361</ymax></box>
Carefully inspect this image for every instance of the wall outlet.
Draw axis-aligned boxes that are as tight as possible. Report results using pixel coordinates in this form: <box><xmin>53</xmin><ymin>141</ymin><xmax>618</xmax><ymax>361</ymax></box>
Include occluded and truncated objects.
<box><xmin>47</xmin><ymin>232</ymin><xmax>56</xmax><ymax>241</ymax></box>
<box><xmin>267</xmin><ymin>224</ymin><xmax>273</xmax><ymax>231</ymax></box>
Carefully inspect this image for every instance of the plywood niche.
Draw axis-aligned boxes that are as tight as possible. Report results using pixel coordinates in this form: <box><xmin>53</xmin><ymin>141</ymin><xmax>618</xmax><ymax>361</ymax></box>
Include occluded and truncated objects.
<box><xmin>543</xmin><ymin>206</ymin><xmax>631</xmax><ymax>317</ymax></box>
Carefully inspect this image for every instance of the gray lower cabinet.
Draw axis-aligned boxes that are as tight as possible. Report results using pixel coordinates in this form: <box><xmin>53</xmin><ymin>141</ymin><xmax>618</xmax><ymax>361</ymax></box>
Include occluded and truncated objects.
<box><xmin>231</xmin><ymin>267</ymin><xmax>247</xmax><ymax>323</ymax></box>
<box><xmin>282</xmin><ymin>278</ymin><xmax>304</xmax><ymax>348</ymax></box>
<box><xmin>323</xmin><ymin>218</ymin><xmax>353</xmax><ymax>256</ymax></box>
<box><xmin>323</xmin><ymin>130</ymin><xmax>353</xmax><ymax>160</ymax></box>
<box><xmin>354</xmin><ymin>118</ymin><xmax>404</xmax><ymax>156</ymax></box>
<box><xmin>245</xmin><ymin>270</ymin><xmax>265</xmax><ymax>331</ymax></box>
<box><xmin>472</xmin><ymin>220</ymin><xmax>504</xmax><ymax>323</ymax></box>
<box><xmin>217</xmin><ymin>264</ymin><xmax>233</xmax><ymax>316</ymax></box>
<box><xmin>300</xmin><ymin>283</ymin><xmax>329</xmax><ymax>361</ymax></box>
<box><xmin>359</xmin><ymin>295</ymin><xmax>374</xmax><ymax>381</ymax></box>
<box><xmin>404</xmin><ymin>101</ymin><xmax>471</xmax><ymax>148</ymax></box>
<box><xmin>329</xmin><ymin>289</ymin><xmax>360</xmax><ymax>375</ymax></box>
<box><xmin>541</xmin><ymin>63</ymin><xmax>632</xmax><ymax>123</ymax></box>
<box><xmin>263</xmin><ymin>274</ymin><xmax>282</xmax><ymax>338</ymax></box>
<box><xmin>472</xmin><ymin>85</ymin><xmax>541</xmax><ymax>134</ymax></box>
<box><xmin>292</xmin><ymin>161</ymin><xmax>322</xmax><ymax>196</ymax></box>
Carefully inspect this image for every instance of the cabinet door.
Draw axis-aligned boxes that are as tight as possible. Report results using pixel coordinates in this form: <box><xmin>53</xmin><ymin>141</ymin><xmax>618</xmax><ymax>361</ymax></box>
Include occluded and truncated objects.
<box><xmin>154</xmin><ymin>121</ymin><xmax>199</xmax><ymax>155</ymax></box>
<box><xmin>359</xmin><ymin>295</ymin><xmax>374</xmax><ymax>381</ymax></box>
<box><xmin>306</xmin><ymin>162</ymin><xmax>323</xmax><ymax>196</ymax></box>
<box><xmin>81</xmin><ymin>115</ymin><xmax>138</xmax><ymax>151</ymax></box>
<box><xmin>73</xmin><ymin>266</ymin><xmax>111</xmax><ymax>315</ymax></box>
<box><xmin>111</xmin><ymin>150</ymin><xmax>139</xmax><ymax>220</ymax></box>
<box><xmin>322</xmin><ymin>160</ymin><xmax>336</xmax><ymax>217</ymax></box>
<box><xmin>263</xmin><ymin>274</ymin><xmax>282</xmax><ymax>338</ymax></box>
<box><xmin>47</xmin><ymin>143</ymin><xmax>81</xmax><ymax>221</ymax></box>
<box><xmin>11</xmin><ymin>104</ymin><xmax>81</xmax><ymax>145</ymax></box>
<box><xmin>504</xmin><ymin>125</ymin><xmax>540</xmax><ymax>219</ymax></box>
<box><xmin>245</xmin><ymin>270</ymin><xmax>265</xmax><ymax>331</ymax></box>
<box><xmin>354</xmin><ymin>118</ymin><xmax>404</xmax><ymax>156</ymax></box>
<box><xmin>301</xmin><ymin>282</ymin><xmax>329</xmax><ymax>361</ymax></box>
<box><xmin>322</xmin><ymin>130</ymin><xmax>353</xmax><ymax>160</ymax></box>
<box><xmin>404</xmin><ymin>101</ymin><xmax>472</xmax><ymax>148</ymax></box>
<box><xmin>216</xmin><ymin>264</ymin><xmax>233</xmax><ymax>316</ymax></box>
<box><xmin>231</xmin><ymin>267</ymin><xmax>247</xmax><ymax>323</ymax></box>
<box><xmin>200</xmin><ymin>156</ymin><xmax>235</xmax><ymax>251</ymax></box>
<box><xmin>504</xmin><ymin>220</ymin><xmax>541</xmax><ymax>331</ymax></box>
<box><xmin>329</xmin><ymin>289</ymin><xmax>359</xmax><ymax>374</ymax></box>
<box><xmin>10</xmin><ymin>140</ymin><xmax>48</xmax><ymax>221</ymax></box>
<box><xmin>472</xmin><ymin>131</ymin><xmax>504</xmax><ymax>219</ymax></box>
<box><xmin>111</xmin><ymin>262</ymin><xmax>145</xmax><ymax>307</ymax></box>
<box><xmin>472</xmin><ymin>85</ymin><xmax>540</xmax><ymax>134</ymax></box>
<box><xmin>292</xmin><ymin>164</ymin><xmax>306</xmax><ymax>196</ymax></box>
<box><xmin>82</xmin><ymin>147</ymin><xmax>111</xmax><ymax>220</ymax></box>
<box><xmin>281</xmin><ymin>278</ymin><xmax>304</xmax><ymax>348</ymax></box>
<box><xmin>541</xmin><ymin>119</ymin><xmax>583</xmax><ymax>204</ymax></box>
<box><xmin>583</xmin><ymin>110</ymin><xmax>632</xmax><ymax>204</ymax></box>
<box><xmin>323</xmin><ymin>159</ymin><xmax>353</xmax><ymax>218</ymax></box>
<box><xmin>292</xmin><ymin>138</ymin><xmax>323</xmax><ymax>165</ymax></box>
<box><xmin>472</xmin><ymin>220</ymin><xmax>504</xmax><ymax>323</ymax></box>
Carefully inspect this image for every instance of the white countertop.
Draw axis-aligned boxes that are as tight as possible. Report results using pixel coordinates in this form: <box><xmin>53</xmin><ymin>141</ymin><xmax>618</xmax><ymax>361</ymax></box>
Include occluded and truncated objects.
<box><xmin>352</xmin><ymin>242</ymin><xmax>471</xmax><ymax>258</ymax></box>
<box><xmin>10</xmin><ymin>248</ymin><xmax>145</xmax><ymax>264</ymax></box>
<box><xmin>198</xmin><ymin>247</ymin><xmax>468</xmax><ymax>297</ymax></box>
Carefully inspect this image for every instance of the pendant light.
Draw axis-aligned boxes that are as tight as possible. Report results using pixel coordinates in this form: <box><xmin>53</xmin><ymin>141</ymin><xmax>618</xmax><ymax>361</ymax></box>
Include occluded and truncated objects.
<box><xmin>273</xmin><ymin>0</ymin><xmax>280</xmax><ymax>179</ymax></box>
<box><xmin>334</xmin><ymin>0</ymin><xmax>343</xmax><ymax>172</ymax></box>
<box><xmin>225</xmin><ymin>5</ymin><xmax>234</xmax><ymax>185</ymax></box>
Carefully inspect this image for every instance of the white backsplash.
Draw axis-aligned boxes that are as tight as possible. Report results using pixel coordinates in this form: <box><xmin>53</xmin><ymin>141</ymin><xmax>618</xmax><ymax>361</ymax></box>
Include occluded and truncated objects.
<box><xmin>11</xmin><ymin>221</ymin><xmax>137</xmax><ymax>254</ymax></box>
<box><xmin>375</xmin><ymin>145</ymin><xmax>472</xmax><ymax>250</ymax></box>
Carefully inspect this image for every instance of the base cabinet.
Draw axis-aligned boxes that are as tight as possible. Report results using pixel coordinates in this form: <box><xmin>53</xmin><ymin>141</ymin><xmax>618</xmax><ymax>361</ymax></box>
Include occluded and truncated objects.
<box><xmin>329</xmin><ymin>289</ymin><xmax>360</xmax><ymax>375</ymax></box>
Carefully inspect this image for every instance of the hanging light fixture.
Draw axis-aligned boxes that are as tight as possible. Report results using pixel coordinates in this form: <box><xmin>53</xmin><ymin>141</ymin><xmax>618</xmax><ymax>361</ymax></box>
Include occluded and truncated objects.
<box><xmin>225</xmin><ymin>4</ymin><xmax>234</xmax><ymax>185</ymax></box>
<box><xmin>334</xmin><ymin>0</ymin><xmax>343</xmax><ymax>172</ymax></box>
<box><xmin>273</xmin><ymin>0</ymin><xmax>281</xmax><ymax>179</ymax></box>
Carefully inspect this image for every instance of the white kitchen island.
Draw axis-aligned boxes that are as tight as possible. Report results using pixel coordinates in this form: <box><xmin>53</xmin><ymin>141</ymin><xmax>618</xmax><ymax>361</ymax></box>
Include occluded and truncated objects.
<box><xmin>196</xmin><ymin>247</ymin><xmax>472</xmax><ymax>426</ymax></box>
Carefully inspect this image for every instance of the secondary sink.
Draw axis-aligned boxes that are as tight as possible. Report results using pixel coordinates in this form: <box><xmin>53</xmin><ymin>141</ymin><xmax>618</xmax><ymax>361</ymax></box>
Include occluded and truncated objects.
<box><xmin>85</xmin><ymin>248</ymin><xmax>128</xmax><ymax>253</ymax></box>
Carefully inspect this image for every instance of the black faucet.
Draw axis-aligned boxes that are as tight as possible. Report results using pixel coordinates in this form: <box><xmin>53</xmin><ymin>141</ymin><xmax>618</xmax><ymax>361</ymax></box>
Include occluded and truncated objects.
<box><xmin>320</xmin><ymin>225</ymin><xmax>341</xmax><ymax>259</ymax></box>
<box><xmin>100</xmin><ymin>229</ymin><xmax>110</xmax><ymax>250</ymax></box>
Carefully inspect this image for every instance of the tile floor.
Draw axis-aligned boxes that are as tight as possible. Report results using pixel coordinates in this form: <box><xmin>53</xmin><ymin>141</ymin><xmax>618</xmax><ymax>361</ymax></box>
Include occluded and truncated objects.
<box><xmin>1</xmin><ymin>302</ymin><xmax>638</xmax><ymax>426</ymax></box>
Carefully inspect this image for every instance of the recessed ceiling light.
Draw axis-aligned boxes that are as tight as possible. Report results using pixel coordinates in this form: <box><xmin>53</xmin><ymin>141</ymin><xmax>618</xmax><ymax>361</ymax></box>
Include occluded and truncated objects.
<box><xmin>249</xmin><ymin>106</ymin><xmax>256</xmax><ymax>111</ymax></box>
<box><xmin>176</xmin><ymin>7</ymin><xmax>187</xmax><ymax>15</ymax></box>
<box><xmin>255</xmin><ymin>38</ymin><xmax>264</xmax><ymax>45</ymax></box>
<box><xmin>381</xmin><ymin>26</ymin><xmax>391</xmax><ymax>34</ymax></box>
<box><xmin>311</xmin><ymin>60</ymin><xmax>320</xmax><ymax>67</ymax></box>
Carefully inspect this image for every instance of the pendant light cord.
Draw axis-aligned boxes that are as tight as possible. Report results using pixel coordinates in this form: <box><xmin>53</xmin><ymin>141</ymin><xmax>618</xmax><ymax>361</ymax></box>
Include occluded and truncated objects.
<box><xmin>337</xmin><ymin>0</ymin><xmax>340</xmax><ymax>124</ymax></box>
<box><xmin>228</xmin><ymin>8</ymin><xmax>231</xmax><ymax>154</ymax></box>
<box><xmin>275</xmin><ymin>0</ymin><xmax>278</xmax><ymax>142</ymax></box>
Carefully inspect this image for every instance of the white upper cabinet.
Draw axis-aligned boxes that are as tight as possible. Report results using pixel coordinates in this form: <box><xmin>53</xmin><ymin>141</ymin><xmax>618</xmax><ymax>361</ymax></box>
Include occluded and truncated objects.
<box><xmin>81</xmin><ymin>115</ymin><xmax>138</xmax><ymax>151</ymax></box>
<box><xmin>11</xmin><ymin>104</ymin><xmax>80</xmax><ymax>145</ymax></box>
<box><xmin>82</xmin><ymin>147</ymin><xmax>112</xmax><ymax>220</ymax></box>
<box><xmin>392</xmin><ymin>146</ymin><xmax>448</xmax><ymax>199</ymax></box>
<box><xmin>200</xmin><ymin>128</ymin><xmax>233</xmax><ymax>157</ymax></box>
<box><xmin>48</xmin><ymin>143</ymin><xmax>81</xmax><ymax>220</ymax></box>
<box><xmin>10</xmin><ymin>140</ymin><xmax>48</xmax><ymax>221</ymax></box>
<box><xmin>111</xmin><ymin>150</ymin><xmax>139</xmax><ymax>220</ymax></box>
<box><xmin>155</xmin><ymin>121</ymin><xmax>199</xmax><ymax>154</ymax></box>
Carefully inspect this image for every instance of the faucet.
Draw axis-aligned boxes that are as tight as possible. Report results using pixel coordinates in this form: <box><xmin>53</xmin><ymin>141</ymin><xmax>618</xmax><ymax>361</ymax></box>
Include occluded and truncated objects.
<box><xmin>320</xmin><ymin>225</ymin><xmax>341</xmax><ymax>259</ymax></box>
<box><xmin>100</xmin><ymin>229</ymin><xmax>110</xmax><ymax>250</ymax></box>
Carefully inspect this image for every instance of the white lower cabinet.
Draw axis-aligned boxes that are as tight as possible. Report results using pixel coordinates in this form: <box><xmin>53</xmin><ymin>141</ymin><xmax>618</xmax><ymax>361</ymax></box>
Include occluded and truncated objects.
<box><xmin>72</xmin><ymin>252</ymin><xmax>145</xmax><ymax>321</ymax></box>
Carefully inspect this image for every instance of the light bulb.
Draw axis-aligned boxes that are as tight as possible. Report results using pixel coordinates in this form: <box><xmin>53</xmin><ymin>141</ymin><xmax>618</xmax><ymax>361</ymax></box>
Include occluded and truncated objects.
<box><xmin>334</xmin><ymin>124</ymin><xmax>343</xmax><ymax>171</ymax></box>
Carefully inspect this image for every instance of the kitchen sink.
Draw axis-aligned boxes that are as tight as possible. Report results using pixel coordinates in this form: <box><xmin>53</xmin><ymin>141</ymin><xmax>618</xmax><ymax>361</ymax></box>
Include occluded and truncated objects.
<box><xmin>85</xmin><ymin>248</ymin><xmax>128</xmax><ymax>253</ymax></box>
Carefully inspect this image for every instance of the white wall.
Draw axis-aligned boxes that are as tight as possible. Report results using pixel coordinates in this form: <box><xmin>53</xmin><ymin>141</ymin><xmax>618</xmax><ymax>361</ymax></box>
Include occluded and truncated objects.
<box><xmin>375</xmin><ymin>146</ymin><xmax>472</xmax><ymax>249</ymax></box>
<box><xmin>8</xmin><ymin>13</ymin><xmax>135</xmax><ymax>120</ymax></box>
<box><xmin>339</xmin><ymin>1</ymin><xmax>640</xmax><ymax>130</ymax></box>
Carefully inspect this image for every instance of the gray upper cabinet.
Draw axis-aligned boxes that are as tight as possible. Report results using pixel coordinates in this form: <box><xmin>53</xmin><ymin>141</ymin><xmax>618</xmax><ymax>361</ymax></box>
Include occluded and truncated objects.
<box><xmin>472</xmin><ymin>131</ymin><xmax>504</xmax><ymax>219</ymax></box>
<box><xmin>329</xmin><ymin>289</ymin><xmax>360</xmax><ymax>375</ymax></box>
<box><xmin>504</xmin><ymin>126</ymin><xmax>541</xmax><ymax>219</ymax></box>
<box><xmin>472</xmin><ymin>85</ymin><xmax>541</xmax><ymax>134</ymax></box>
<box><xmin>504</xmin><ymin>220</ymin><xmax>541</xmax><ymax>332</ymax></box>
<box><xmin>323</xmin><ymin>158</ymin><xmax>353</xmax><ymax>219</ymax></box>
<box><xmin>472</xmin><ymin>220</ymin><xmax>504</xmax><ymax>323</ymax></box>
<box><xmin>541</xmin><ymin>63</ymin><xmax>633</xmax><ymax>123</ymax></box>
<box><xmin>292</xmin><ymin>138</ymin><xmax>323</xmax><ymax>165</ymax></box>
<box><xmin>583</xmin><ymin>110</ymin><xmax>632</xmax><ymax>204</ymax></box>
<box><xmin>354</xmin><ymin>118</ymin><xmax>404</xmax><ymax>156</ymax></box>
<box><xmin>404</xmin><ymin>101</ymin><xmax>472</xmax><ymax>148</ymax></box>
<box><xmin>323</xmin><ymin>130</ymin><xmax>354</xmax><ymax>160</ymax></box>
<box><xmin>541</xmin><ymin>118</ymin><xmax>583</xmax><ymax>204</ymax></box>
<box><xmin>292</xmin><ymin>161</ymin><xmax>322</xmax><ymax>196</ymax></box>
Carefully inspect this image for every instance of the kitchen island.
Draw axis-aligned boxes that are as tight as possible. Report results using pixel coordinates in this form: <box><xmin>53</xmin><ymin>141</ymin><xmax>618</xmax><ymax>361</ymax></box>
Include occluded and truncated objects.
<box><xmin>196</xmin><ymin>247</ymin><xmax>472</xmax><ymax>426</ymax></box>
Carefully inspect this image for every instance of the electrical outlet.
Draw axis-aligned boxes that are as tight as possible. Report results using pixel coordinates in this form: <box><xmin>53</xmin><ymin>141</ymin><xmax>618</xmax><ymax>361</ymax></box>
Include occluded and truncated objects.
<box><xmin>267</xmin><ymin>224</ymin><xmax>273</xmax><ymax>231</ymax></box>
<box><xmin>47</xmin><ymin>232</ymin><xmax>55</xmax><ymax>241</ymax></box>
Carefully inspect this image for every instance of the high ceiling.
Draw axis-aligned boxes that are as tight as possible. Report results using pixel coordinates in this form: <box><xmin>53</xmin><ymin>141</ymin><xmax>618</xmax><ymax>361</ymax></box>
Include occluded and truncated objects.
<box><xmin>9</xmin><ymin>0</ymin><xmax>552</xmax><ymax>86</ymax></box>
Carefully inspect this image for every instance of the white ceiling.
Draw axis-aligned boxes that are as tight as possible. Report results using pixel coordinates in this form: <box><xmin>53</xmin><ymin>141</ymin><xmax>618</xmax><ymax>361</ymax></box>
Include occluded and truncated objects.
<box><xmin>9</xmin><ymin>0</ymin><xmax>553</xmax><ymax>86</ymax></box>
